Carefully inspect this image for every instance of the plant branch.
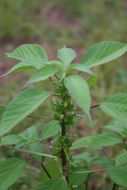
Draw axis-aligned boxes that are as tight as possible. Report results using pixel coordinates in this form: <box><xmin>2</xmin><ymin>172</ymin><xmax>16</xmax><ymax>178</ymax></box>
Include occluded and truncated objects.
<box><xmin>27</xmin><ymin>115</ymin><xmax>49</xmax><ymax>120</ymax></box>
<box><xmin>112</xmin><ymin>183</ymin><xmax>118</xmax><ymax>190</ymax></box>
<box><xmin>1</xmin><ymin>145</ymin><xmax>57</xmax><ymax>159</ymax></box>
<box><xmin>61</xmin><ymin>113</ymin><xmax>67</xmax><ymax>172</ymax></box>
<box><xmin>85</xmin><ymin>174</ymin><xmax>90</xmax><ymax>190</ymax></box>
<box><xmin>49</xmin><ymin>77</ymin><xmax>53</xmax><ymax>83</ymax></box>
<box><xmin>90</xmin><ymin>104</ymin><xmax>99</xmax><ymax>109</ymax></box>
<box><xmin>65</xmin><ymin>161</ymin><xmax>69</xmax><ymax>183</ymax></box>
<box><xmin>41</xmin><ymin>162</ymin><xmax>51</xmax><ymax>179</ymax></box>
<box><xmin>27</xmin><ymin>115</ymin><xmax>44</xmax><ymax>120</ymax></box>
<box><xmin>2</xmin><ymin>145</ymin><xmax>53</xmax><ymax>178</ymax></box>
<box><xmin>54</xmin><ymin>74</ymin><xmax>60</xmax><ymax>80</ymax></box>
<box><xmin>73</xmin><ymin>160</ymin><xmax>127</xmax><ymax>174</ymax></box>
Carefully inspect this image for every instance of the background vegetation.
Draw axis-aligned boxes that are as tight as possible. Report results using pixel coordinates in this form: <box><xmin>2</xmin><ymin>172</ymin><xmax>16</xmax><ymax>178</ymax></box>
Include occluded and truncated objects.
<box><xmin>0</xmin><ymin>0</ymin><xmax>127</xmax><ymax>189</ymax></box>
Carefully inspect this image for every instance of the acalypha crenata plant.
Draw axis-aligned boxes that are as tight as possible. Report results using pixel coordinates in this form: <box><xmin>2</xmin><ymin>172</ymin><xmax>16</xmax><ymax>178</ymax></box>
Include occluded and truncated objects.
<box><xmin>0</xmin><ymin>41</ymin><xmax>127</xmax><ymax>190</ymax></box>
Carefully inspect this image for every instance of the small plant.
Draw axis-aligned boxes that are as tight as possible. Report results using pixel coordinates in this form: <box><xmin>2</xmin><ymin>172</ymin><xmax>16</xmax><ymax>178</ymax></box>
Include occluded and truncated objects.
<box><xmin>0</xmin><ymin>41</ymin><xmax>127</xmax><ymax>190</ymax></box>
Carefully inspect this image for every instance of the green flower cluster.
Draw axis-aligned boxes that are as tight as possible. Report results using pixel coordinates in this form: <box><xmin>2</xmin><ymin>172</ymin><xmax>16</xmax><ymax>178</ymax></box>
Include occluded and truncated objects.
<box><xmin>52</xmin><ymin>81</ymin><xmax>75</xmax><ymax>166</ymax></box>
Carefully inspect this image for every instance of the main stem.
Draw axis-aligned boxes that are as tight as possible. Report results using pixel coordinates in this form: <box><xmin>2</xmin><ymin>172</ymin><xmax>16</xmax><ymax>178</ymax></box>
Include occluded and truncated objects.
<box><xmin>53</xmin><ymin>81</ymin><xmax>75</xmax><ymax>186</ymax></box>
<box><xmin>60</xmin><ymin>95</ymin><xmax>69</xmax><ymax>183</ymax></box>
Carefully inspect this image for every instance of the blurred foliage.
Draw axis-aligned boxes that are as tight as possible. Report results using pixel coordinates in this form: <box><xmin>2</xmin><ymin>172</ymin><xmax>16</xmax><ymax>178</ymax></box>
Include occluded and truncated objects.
<box><xmin>0</xmin><ymin>0</ymin><xmax>127</xmax><ymax>46</ymax></box>
<box><xmin>0</xmin><ymin>0</ymin><xmax>42</xmax><ymax>40</ymax></box>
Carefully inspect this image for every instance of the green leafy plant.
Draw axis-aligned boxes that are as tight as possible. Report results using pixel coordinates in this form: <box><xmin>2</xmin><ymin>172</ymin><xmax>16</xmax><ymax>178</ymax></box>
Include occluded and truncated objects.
<box><xmin>0</xmin><ymin>41</ymin><xmax>127</xmax><ymax>190</ymax></box>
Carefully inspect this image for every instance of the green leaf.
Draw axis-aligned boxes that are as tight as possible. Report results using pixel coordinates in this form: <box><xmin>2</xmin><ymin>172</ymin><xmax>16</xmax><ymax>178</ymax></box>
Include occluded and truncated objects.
<box><xmin>5</xmin><ymin>44</ymin><xmax>48</xmax><ymax>75</ymax></box>
<box><xmin>26</xmin><ymin>65</ymin><xmax>59</xmax><ymax>85</ymax></box>
<box><xmin>2</xmin><ymin>60</ymin><xmax>48</xmax><ymax>77</ymax></box>
<box><xmin>104</xmin><ymin>120</ymin><xmax>127</xmax><ymax>135</ymax></box>
<box><xmin>73</xmin><ymin>152</ymin><xmax>92</xmax><ymax>165</ymax></box>
<box><xmin>9</xmin><ymin>126</ymin><xmax>39</xmax><ymax>149</ymax></box>
<box><xmin>81</xmin><ymin>41</ymin><xmax>127</xmax><ymax>68</ymax></box>
<box><xmin>115</xmin><ymin>151</ymin><xmax>127</xmax><ymax>167</ymax></box>
<box><xmin>20</xmin><ymin>126</ymin><xmax>43</xmax><ymax>161</ymax></box>
<box><xmin>19</xmin><ymin>126</ymin><xmax>38</xmax><ymax>142</ymax></box>
<box><xmin>34</xmin><ymin>178</ymin><xmax>68</xmax><ymax>190</ymax></box>
<box><xmin>28</xmin><ymin>141</ymin><xmax>43</xmax><ymax>162</ymax></box>
<box><xmin>41</xmin><ymin>120</ymin><xmax>61</xmax><ymax>140</ymax></box>
<box><xmin>45</xmin><ymin>60</ymin><xmax>63</xmax><ymax>66</ymax></box>
<box><xmin>100</xmin><ymin>93</ymin><xmax>127</xmax><ymax>124</ymax></box>
<box><xmin>71</xmin><ymin>135</ymin><xmax>92</xmax><ymax>150</ymax></box>
<box><xmin>87</xmin><ymin>76</ymin><xmax>97</xmax><ymax>88</ymax></box>
<box><xmin>90</xmin><ymin>133</ymin><xmax>122</xmax><ymax>150</ymax></box>
<box><xmin>108</xmin><ymin>167</ymin><xmax>127</xmax><ymax>188</ymax></box>
<box><xmin>12</xmin><ymin>126</ymin><xmax>43</xmax><ymax>162</ymax></box>
<box><xmin>1</xmin><ymin>135</ymin><xmax>21</xmax><ymax>145</ymax></box>
<box><xmin>69</xmin><ymin>171</ymin><xmax>88</xmax><ymax>187</ymax></box>
<box><xmin>4</xmin><ymin>60</ymin><xmax>63</xmax><ymax>77</ymax></box>
<box><xmin>5</xmin><ymin>62</ymin><xmax>36</xmax><ymax>75</ymax></box>
<box><xmin>0</xmin><ymin>158</ymin><xmax>26</xmax><ymax>190</ymax></box>
<box><xmin>69</xmin><ymin>64</ymin><xmax>94</xmax><ymax>75</ymax></box>
<box><xmin>7</xmin><ymin>44</ymin><xmax>48</xmax><ymax>62</ymax></box>
<box><xmin>0</xmin><ymin>89</ymin><xmax>49</xmax><ymax>136</ymax></box>
<box><xmin>57</xmin><ymin>47</ymin><xmax>76</xmax><ymax>68</ymax></box>
<box><xmin>92</xmin><ymin>156</ymin><xmax>114</xmax><ymax>168</ymax></box>
<box><xmin>71</xmin><ymin>133</ymin><xmax>122</xmax><ymax>150</ymax></box>
<box><xmin>64</xmin><ymin>75</ymin><xmax>91</xmax><ymax>119</ymax></box>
